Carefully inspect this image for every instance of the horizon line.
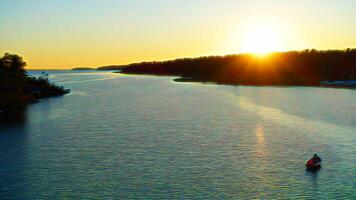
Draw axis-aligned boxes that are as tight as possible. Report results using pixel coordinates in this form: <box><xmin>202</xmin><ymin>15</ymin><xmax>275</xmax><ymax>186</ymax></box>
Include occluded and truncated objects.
<box><xmin>24</xmin><ymin>47</ymin><xmax>356</xmax><ymax>70</ymax></box>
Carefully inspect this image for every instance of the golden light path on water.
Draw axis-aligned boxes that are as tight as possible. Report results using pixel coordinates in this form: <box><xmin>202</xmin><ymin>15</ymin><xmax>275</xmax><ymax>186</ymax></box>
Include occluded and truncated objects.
<box><xmin>219</xmin><ymin>90</ymin><xmax>355</xmax><ymax>193</ymax></box>
<box><xmin>222</xmin><ymin>91</ymin><xmax>355</xmax><ymax>147</ymax></box>
<box><xmin>255</xmin><ymin>124</ymin><xmax>266</xmax><ymax>158</ymax></box>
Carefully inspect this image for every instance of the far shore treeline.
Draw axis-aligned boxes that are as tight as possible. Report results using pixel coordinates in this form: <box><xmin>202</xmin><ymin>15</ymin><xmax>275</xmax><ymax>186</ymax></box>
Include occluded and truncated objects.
<box><xmin>98</xmin><ymin>49</ymin><xmax>356</xmax><ymax>86</ymax></box>
<box><xmin>0</xmin><ymin>53</ymin><xmax>70</xmax><ymax>119</ymax></box>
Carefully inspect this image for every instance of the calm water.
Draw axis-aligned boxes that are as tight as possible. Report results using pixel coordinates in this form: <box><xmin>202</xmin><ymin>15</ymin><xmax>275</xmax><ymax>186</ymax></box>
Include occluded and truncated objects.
<box><xmin>0</xmin><ymin>71</ymin><xmax>355</xmax><ymax>199</ymax></box>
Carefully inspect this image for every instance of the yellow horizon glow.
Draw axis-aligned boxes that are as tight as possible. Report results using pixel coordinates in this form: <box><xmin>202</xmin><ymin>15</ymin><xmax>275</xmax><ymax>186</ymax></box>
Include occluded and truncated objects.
<box><xmin>241</xmin><ymin>23</ymin><xmax>284</xmax><ymax>56</ymax></box>
<box><xmin>222</xmin><ymin>17</ymin><xmax>305</xmax><ymax>58</ymax></box>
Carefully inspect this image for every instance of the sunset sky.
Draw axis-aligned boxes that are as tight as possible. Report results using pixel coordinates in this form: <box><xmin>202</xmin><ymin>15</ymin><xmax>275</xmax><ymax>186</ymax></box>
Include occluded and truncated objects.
<box><xmin>1</xmin><ymin>0</ymin><xmax>355</xmax><ymax>69</ymax></box>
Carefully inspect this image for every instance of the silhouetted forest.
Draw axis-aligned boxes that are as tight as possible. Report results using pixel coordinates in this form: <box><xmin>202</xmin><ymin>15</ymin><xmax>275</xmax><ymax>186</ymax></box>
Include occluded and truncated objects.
<box><xmin>108</xmin><ymin>49</ymin><xmax>356</xmax><ymax>86</ymax></box>
<box><xmin>97</xmin><ymin>65</ymin><xmax>127</xmax><ymax>70</ymax></box>
<box><xmin>72</xmin><ymin>67</ymin><xmax>95</xmax><ymax>70</ymax></box>
<box><xmin>0</xmin><ymin>53</ymin><xmax>70</xmax><ymax>117</ymax></box>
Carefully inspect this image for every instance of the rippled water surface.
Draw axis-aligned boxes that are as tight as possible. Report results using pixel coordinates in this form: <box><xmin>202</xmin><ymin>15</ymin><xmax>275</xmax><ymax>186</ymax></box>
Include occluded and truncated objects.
<box><xmin>1</xmin><ymin>71</ymin><xmax>355</xmax><ymax>199</ymax></box>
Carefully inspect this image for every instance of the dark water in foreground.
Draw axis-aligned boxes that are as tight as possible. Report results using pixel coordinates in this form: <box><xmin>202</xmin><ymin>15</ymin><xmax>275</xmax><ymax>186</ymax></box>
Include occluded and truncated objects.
<box><xmin>1</xmin><ymin>71</ymin><xmax>355</xmax><ymax>199</ymax></box>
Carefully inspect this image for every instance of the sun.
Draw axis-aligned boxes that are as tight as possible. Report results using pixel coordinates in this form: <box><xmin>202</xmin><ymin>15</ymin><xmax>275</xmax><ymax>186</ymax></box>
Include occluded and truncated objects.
<box><xmin>241</xmin><ymin>23</ymin><xmax>284</xmax><ymax>56</ymax></box>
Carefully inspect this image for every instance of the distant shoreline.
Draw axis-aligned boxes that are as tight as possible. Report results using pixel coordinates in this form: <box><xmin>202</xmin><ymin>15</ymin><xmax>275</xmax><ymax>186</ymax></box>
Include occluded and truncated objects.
<box><xmin>71</xmin><ymin>67</ymin><xmax>95</xmax><ymax>71</ymax></box>
<box><xmin>116</xmin><ymin>71</ymin><xmax>355</xmax><ymax>89</ymax></box>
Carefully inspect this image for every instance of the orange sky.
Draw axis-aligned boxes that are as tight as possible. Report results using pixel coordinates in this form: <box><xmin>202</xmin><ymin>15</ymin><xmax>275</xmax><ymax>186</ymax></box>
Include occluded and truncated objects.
<box><xmin>1</xmin><ymin>0</ymin><xmax>355</xmax><ymax>69</ymax></box>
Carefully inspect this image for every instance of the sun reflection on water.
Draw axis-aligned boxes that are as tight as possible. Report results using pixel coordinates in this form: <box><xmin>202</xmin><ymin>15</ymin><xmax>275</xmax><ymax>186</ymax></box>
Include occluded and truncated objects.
<box><xmin>255</xmin><ymin>124</ymin><xmax>266</xmax><ymax>158</ymax></box>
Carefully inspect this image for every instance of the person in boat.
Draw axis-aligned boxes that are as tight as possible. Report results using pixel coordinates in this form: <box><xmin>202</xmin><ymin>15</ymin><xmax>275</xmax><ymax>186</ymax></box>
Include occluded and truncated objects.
<box><xmin>312</xmin><ymin>153</ymin><xmax>321</xmax><ymax>164</ymax></box>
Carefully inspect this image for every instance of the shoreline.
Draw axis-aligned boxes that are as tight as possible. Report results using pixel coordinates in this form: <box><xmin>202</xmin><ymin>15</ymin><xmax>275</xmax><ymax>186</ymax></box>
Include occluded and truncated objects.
<box><xmin>175</xmin><ymin>77</ymin><xmax>356</xmax><ymax>89</ymax></box>
<box><xmin>118</xmin><ymin>71</ymin><xmax>356</xmax><ymax>89</ymax></box>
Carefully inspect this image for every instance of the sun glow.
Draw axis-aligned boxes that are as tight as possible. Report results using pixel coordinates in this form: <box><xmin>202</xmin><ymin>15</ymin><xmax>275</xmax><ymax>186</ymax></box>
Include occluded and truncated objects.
<box><xmin>241</xmin><ymin>23</ymin><xmax>284</xmax><ymax>56</ymax></box>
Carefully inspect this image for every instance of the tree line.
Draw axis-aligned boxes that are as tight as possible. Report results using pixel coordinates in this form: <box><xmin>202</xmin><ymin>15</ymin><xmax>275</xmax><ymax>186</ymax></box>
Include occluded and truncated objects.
<box><xmin>0</xmin><ymin>53</ymin><xmax>70</xmax><ymax>116</ymax></box>
<box><xmin>103</xmin><ymin>49</ymin><xmax>356</xmax><ymax>86</ymax></box>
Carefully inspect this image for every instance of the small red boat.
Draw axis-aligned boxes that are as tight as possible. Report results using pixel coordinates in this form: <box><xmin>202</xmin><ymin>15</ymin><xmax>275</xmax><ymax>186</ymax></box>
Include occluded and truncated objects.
<box><xmin>306</xmin><ymin>153</ymin><xmax>322</xmax><ymax>171</ymax></box>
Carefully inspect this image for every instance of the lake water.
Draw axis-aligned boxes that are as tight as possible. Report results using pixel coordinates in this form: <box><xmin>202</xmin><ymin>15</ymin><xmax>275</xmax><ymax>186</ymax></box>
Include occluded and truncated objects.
<box><xmin>0</xmin><ymin>71</ymin><xmax>355</xmax><ymax>199</ymax></box>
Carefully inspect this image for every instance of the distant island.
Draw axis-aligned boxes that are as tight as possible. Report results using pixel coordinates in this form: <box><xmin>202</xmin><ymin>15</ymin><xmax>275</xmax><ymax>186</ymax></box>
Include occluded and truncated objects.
<box><xmin>71</xmin><ymin>67</ymin><xmax>95</xmax><ymax>70</ymax></box>
<box><xmin>101</xmin><ymin>49</ymin><xmax>356</xmax><ymax>88</ymax></box>
<box><xmin>0</xmin><ymin>53</ymin><xmax>70</xmax><ymax>120</ymax></box>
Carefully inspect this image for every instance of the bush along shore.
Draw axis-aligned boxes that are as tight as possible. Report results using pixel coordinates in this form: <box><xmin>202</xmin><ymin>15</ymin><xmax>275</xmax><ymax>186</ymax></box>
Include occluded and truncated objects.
<box><xmin>0</xmin><ymin>53</ymin><xmax>70</xmax><ymax>120</ymax></box>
